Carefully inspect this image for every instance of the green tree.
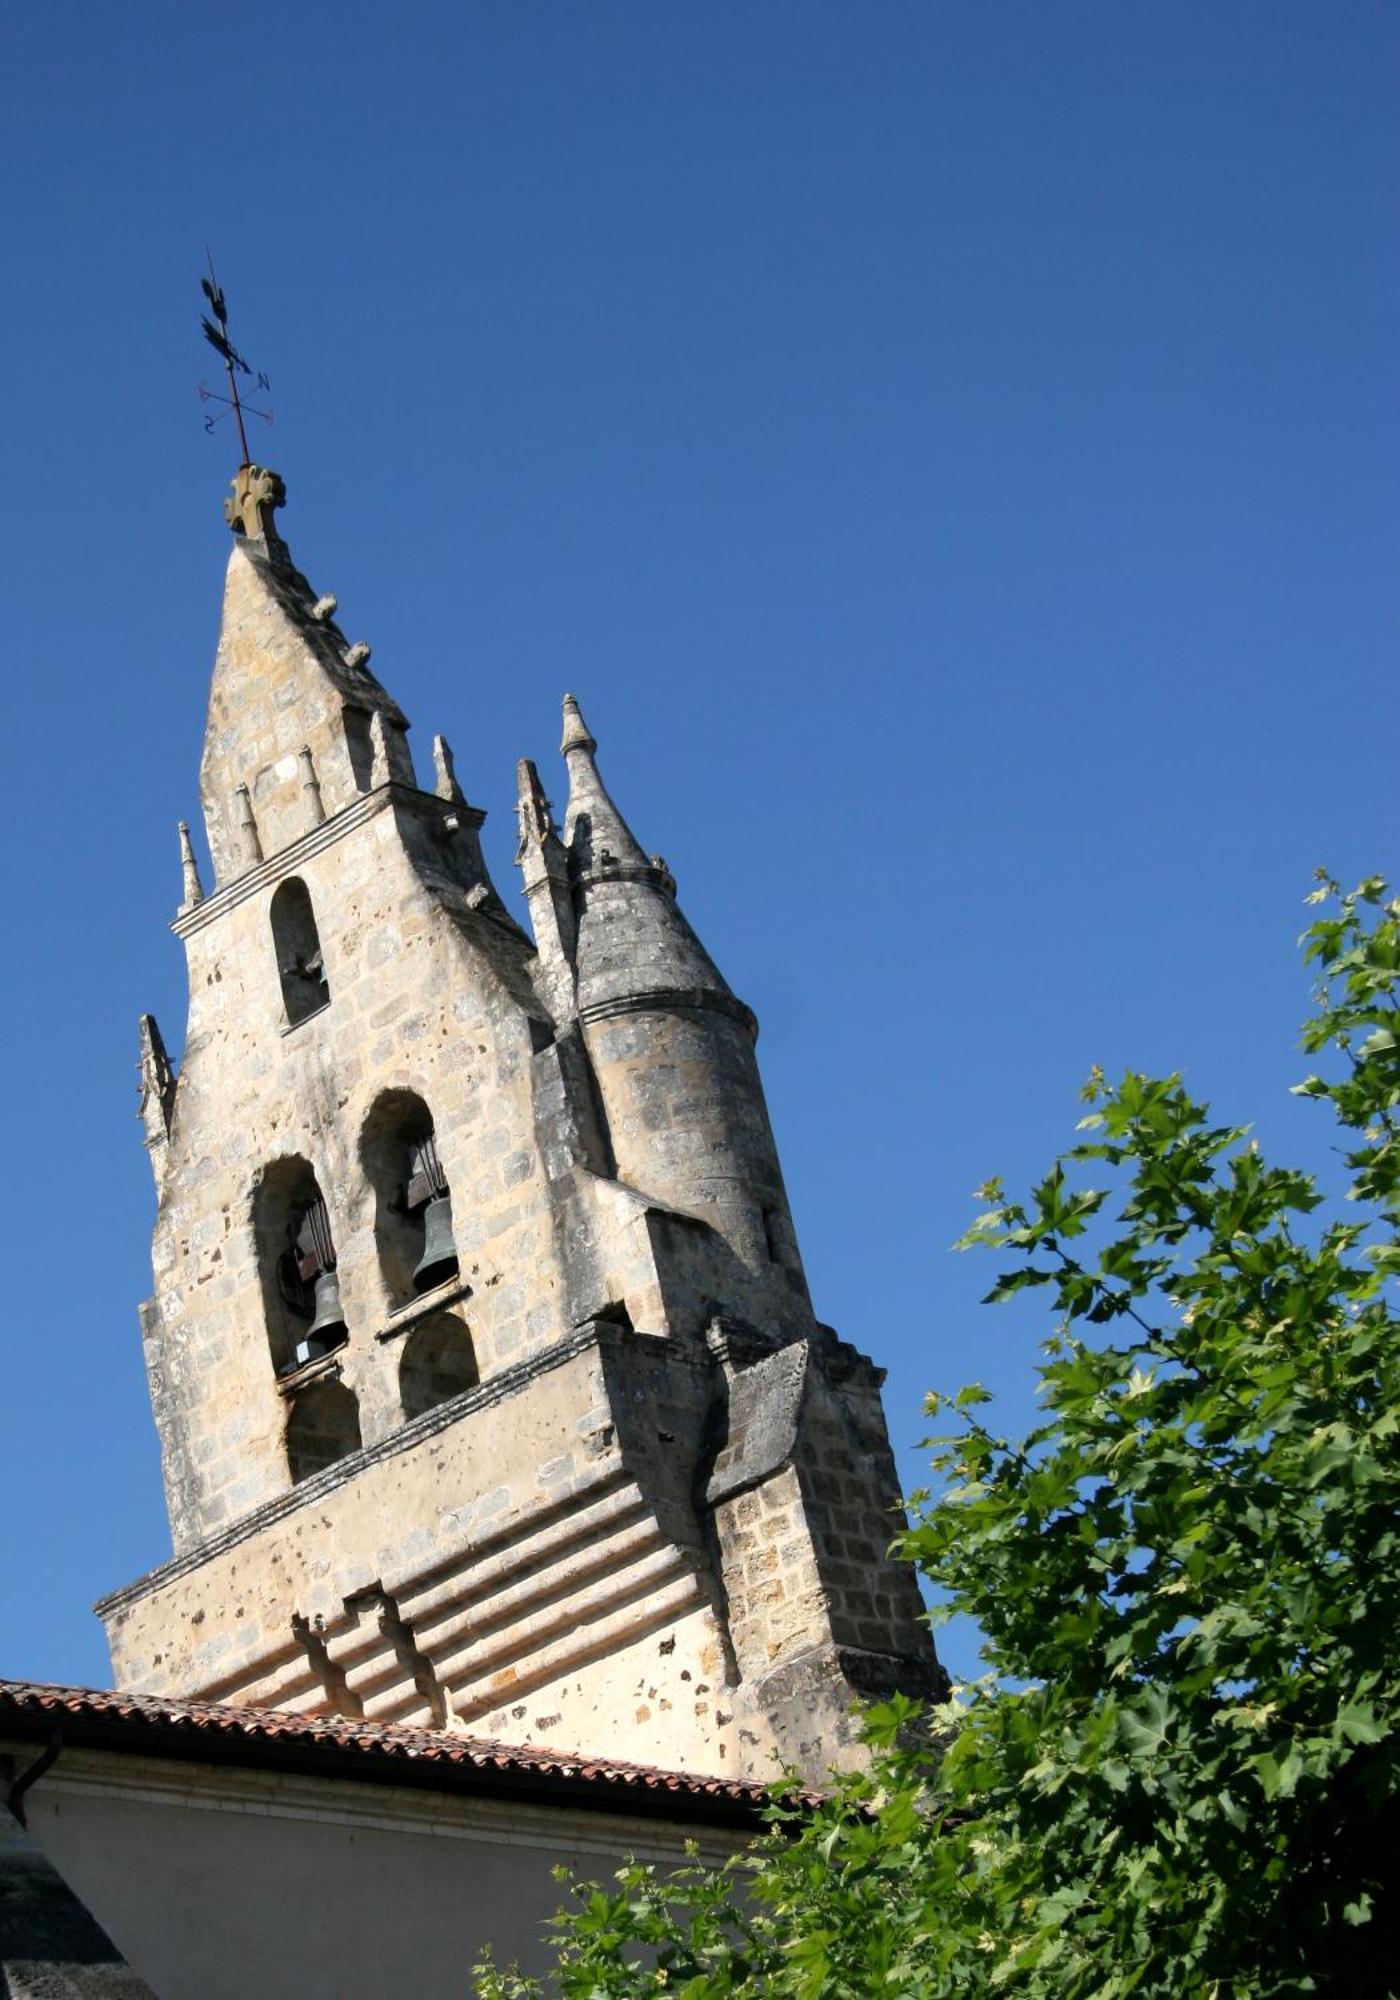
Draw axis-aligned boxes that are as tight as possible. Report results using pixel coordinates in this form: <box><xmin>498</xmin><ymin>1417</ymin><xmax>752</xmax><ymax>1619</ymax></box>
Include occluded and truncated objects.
<box><xmin>476</xmin><ymin>875</ymin><xmax>1400</xmax><ymax>1998</ymax></box>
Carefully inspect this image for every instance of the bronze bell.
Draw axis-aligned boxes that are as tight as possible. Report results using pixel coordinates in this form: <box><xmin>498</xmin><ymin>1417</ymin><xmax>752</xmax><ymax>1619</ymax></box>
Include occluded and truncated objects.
<box><xmin>298</xmin><ymin>1267</ymin><xmax>348</xmax><ymax>1357</ymax></box>
<box><xmin>412</xmin><ymin>1192</ymin><xmax>459</xmax><ymax>1293</ymax></box>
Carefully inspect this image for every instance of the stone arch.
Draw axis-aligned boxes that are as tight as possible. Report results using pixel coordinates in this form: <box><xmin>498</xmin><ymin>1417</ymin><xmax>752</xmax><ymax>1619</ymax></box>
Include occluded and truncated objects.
<box><xmin>252</xmin><ymin>1156</ymin><xmax>347</xmax><ymax>1376</ymax></box>
<box><xmin>398</xmin><ymin>1312</ymin><xmax>478</xmax><ymax>1423</ymax></box>
<box><xmin>343</xmin><ymin>707</ymin><xmax>375</xmax><ymax>793</ymax></box>
<box><xmin>359</xmin><ymin>1089</ymin><xmax>459</xmax><ymax>1308</ymax></box>
<box><xmin>285</xmin><ymin>1376</ymin><xmax>362</xmax><ymax>1482</ymax></box>
<box><xmin>270</xmin><ymin>877</ymin><xmax>329</xmax><ymax>1027</ymax></box>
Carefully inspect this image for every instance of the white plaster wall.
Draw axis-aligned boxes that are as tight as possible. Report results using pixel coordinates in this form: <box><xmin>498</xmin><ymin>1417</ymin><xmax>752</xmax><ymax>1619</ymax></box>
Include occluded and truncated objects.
<box><xmin>16</xmin><ymin>1749</ymin><xmax>748</xmax><ymax>2000</ymax></box>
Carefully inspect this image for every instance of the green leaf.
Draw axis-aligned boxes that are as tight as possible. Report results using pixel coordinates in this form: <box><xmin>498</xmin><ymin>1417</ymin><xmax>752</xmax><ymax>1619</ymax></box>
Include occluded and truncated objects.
<box><xmin>503</xmin><ymin>866</ymin><xmax>1400</xmax><ymax>2000</ymax></box>
<box><xmin>1335</xmin><ymin>1701</ymin><xmax>1385</xmax><ymax>1746</ymax></box>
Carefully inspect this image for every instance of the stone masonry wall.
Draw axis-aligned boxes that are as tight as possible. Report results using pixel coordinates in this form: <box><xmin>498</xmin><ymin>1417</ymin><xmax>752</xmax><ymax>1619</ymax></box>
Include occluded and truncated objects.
<box><xmin>149</xmin><ymin>777</ymin><xmax>710</xmax><ymax>1551</ymax></box>
<box><xmin>199</xmin><ymin>540</ymin><xmax>409</xmax><ymax>883</ymax></box>
<box><xmin>582</xmin><ymin>1002</ymin><xmax>812</xmax><ymax>1340</ymax></box>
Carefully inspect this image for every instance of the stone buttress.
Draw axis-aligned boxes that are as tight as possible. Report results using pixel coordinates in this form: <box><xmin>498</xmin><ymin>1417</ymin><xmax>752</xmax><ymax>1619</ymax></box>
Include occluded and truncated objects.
<box><xmin>100</xmin><ymin>467</ymin><xmax>941</xmax><ymax>1783</ymax></box>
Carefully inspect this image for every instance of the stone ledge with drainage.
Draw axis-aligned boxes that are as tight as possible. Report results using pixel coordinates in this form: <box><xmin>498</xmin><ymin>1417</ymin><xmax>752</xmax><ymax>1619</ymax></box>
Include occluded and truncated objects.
<box><xmin>273</xmin><ymin>1346</ymin><xmax>347</xmax><ymax>1399</ymax></box>
<box><xmin>374</xmin><ymin>1275</ymin><xmax>474</xmax><ymax>1344</ymax></box>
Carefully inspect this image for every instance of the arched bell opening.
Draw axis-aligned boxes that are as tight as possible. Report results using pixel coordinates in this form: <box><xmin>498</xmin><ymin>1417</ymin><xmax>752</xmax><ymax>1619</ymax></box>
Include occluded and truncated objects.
<box><xmin>253</xmin><ymin>1157</ymin><xmax>349</xmax><ymax>1377</ymax></box>
<box><xmin>359</xmin><ymin>1090</ymin><xmax>460</xmax><ymax>1309</ymax></box>
<box><xmin>270</xmin><ymin>877</ymin><xmax>329</xmax><ymax>1027</ymax></box>
<box><xmin>286</xmin><ymin>1377</ymin><xmax>362</xmax><ymax>1483</ymax></box>
<box><xmin>398</xmin><ymin>1312</ymin><xmax>478</xmax><ymax>1423</ymax></box>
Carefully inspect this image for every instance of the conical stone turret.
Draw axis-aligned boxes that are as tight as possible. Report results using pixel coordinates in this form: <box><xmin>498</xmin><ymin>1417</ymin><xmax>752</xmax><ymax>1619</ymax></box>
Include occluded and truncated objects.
<box><xmin>560</xmin><ymin>694</ymin><xmax>740</xmax><ymax>1022</ymax></box>
<box><xmin>557</xmin><ymin>695</ymin><xmax>809</xmax><ymax>1325</ymax></box>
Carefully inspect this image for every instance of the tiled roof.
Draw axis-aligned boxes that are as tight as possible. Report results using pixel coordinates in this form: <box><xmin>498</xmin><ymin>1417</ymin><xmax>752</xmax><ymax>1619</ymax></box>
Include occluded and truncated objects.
<box><xmin>0</xmin><ymin>1680</ymin><xmax>813</xmax><ymax>1825</ymax></box>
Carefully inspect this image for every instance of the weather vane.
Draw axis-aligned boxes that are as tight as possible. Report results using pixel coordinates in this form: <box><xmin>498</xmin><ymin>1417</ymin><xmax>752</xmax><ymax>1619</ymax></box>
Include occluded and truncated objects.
<box><xmin>198</xmin><ymin>257</ymin><xmax>272</xmax><ymax>465</ymax></box>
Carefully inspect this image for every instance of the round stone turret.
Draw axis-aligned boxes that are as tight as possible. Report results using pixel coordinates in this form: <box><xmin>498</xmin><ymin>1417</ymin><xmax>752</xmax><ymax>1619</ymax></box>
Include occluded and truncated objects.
<box><xmin>560</xmin><ymin>696</ymin><xmax>810</xmax><ymax>1324</ymax></box>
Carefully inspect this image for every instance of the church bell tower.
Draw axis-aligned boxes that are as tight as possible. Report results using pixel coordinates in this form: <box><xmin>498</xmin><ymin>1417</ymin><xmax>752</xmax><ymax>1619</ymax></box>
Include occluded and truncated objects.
<box><xmin>100</xmin><ymin>466</ymin><xmax>940</xmax><ymax>1782</ymax></box>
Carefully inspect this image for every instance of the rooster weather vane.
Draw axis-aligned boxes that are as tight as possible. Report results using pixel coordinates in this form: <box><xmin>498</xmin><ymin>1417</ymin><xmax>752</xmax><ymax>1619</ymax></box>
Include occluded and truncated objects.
<box><xmin>198</xmin><ymin>259</ymin><xmax>272</xmax><ymax>464</ymax></box>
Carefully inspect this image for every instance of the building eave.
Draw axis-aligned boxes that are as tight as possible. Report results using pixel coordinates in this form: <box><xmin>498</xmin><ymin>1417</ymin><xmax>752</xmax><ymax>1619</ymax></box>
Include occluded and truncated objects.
<box><xmin>0</xmin><ymin>1680</ymin><xmax>816</xmax><ymax>1831</ymax></box>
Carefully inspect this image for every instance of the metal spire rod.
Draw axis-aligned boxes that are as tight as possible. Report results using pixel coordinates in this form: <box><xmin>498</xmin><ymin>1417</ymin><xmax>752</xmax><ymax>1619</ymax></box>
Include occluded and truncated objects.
<box><xmin>198</xmin><ymin>255</ymin><xmax>271</xmax><ymax>464</ymax></box>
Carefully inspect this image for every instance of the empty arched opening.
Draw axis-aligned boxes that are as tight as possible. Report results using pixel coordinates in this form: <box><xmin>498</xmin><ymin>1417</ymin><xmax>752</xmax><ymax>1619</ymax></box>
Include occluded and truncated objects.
<box><xmin>761</xmin><ymin>1202</ymin><xmax>801</xmax><ymax>1269</ymax></box>
<box><xmin>343</xmin><ymin>707</ymin><xmax>374</xmax><ymax>792</ymax></box>
<box><xmin>399</xmin><ymin>1312</ymin><xmax>478</xmax><ymax>1422</ymax></box>
<box><xmin>360</xmin><ymin>1090</ymin><xmax>460</xmax><ymax>1308</ymax></box>
<box><xmin>286</xmin><ymin>1377</ymin><xmax>362</xmax><ymax>1482</ymax></box>
<box><xmin>252</xmin><ymin>1156</ymin><xmax>348</xmax><ymax>1377</ymax></box>
<box><xmin>270</xmin><ymin>877</ymin><xmax>329</xmax><ymax>1027</ymax></box>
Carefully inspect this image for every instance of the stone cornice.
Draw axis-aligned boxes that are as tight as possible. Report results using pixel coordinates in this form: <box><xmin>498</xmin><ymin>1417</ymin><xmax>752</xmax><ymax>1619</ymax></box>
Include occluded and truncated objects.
<box><xmin>95</xmin><ymin>1320</ymin><xmax>622</xmax><ymax>1616</ymax></box>
<box><xmin>573</xmin><ymin>858</ymin><xmax>671</xmax><ymax>892</ymax></box>
<box><xmin>172</xmin><ymin>784</ymin><xmax>483</xmax><ymax>938</ymax></box>
<box><xmin>578</xmin><ymin>987</ymin><xmax>758</xmax><ymax>1038</ymax></box>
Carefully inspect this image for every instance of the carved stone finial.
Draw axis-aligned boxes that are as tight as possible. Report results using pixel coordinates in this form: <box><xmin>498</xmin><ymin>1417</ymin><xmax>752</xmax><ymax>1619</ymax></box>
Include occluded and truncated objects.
<box><xmin>433</xmin><ymin>734</ymin><xmax>466</xmax><ymax>805</ymax></box>
<box><xmin>224</xmin><ymin>464</ymin><xmax>287</xmax><ymax>542</ymax></box>
<box><xmin>298</xmin><ymin>745</ymin><xmax>326</xmax><ymax>827</ymax></box>
<box><xmin>344</xmin><ymin>641</ymin><xmax>372</xmax><ymax>671</ymax></box>
<box><xmin>310</xmin><ymin>595</ymin><xmax>338</xmax><ymax>624</ymax></box>
<box><xmin>368</xmin><ymin>709</ymin><xmax>392</xmax><ymax>788</ymax></box>
<box><xmin>514</xmin><ymin>756</ymin><xmax>577</xmax><ymax>1010</ymax></box>
<box><xmin>560</xmin><ymin>692</ymin><xmax>597</xmax><ymax>757</ymax></box>
<box><xmin>137</xmin><ymin>1013</ymin><xmax>177</xmax><ymax>1157</ymax></box>
<box><xmin>515</xmin><ymin>758</ymin><xmax>557</xmax><ymax>857</ymax></box>
<box><xmin>558</xmin><ymin>690</ymin><xmax>652</xmax><ymax>874</ymax></box>
<box><xmin>178</xmin><ymin>821</ymin><xmax>205</xmax><ymax>911</ymax></box>
<box><xmin>234</xmin><ymin>783</ymin><xmax>264</xmax><ymax>866</ymax></box>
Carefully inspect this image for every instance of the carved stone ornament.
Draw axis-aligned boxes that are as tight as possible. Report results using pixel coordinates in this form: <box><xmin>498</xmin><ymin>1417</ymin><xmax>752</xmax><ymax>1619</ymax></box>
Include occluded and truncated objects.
<box><xmin>224</xmin><ymin>463</ymin><xmax>287</xmax><ymax>540</ymax></box>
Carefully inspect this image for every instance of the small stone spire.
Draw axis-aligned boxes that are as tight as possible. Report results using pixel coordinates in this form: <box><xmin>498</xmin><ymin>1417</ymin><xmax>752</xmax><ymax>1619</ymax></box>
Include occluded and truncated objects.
<box><xmin>234</xmin><ymin>784</ymin><xmax>263</xmax><ymax>867</ymax></box>
<box><xmin>515</xmin><ymin>758</ymin><xmax>559</xmax><ymax>856</ymax></box>
<box><xmin>433</xmin><ymin>734</ymin><xmax>466</xmax><ymax>804</ymax></box>
<box><xmin>560</xmin><ymin>694</ymin><xmax>652</xmax><ymax>875</ymax></box>
<box><xmin>369</xmin><ymin>709</ymin><xmax>392</xmax><ymax>788</ymax></box>
<box><xmin>560</xmin><ymin>693</ymin><xmax>596</xmax><ymax>758</ymax></box>
<box><xmin>178</xmin><ymin>821</ymin><xmax>205</xmax><ymax>911</ymax></box>
<box><xmin>137</xmin><ymin>1013</ymin><xmax>177</xmax><ymax>1161</ymax></box>
<box><xmin>516</xmin><ymin>757</ymin><xmax>577</xmax><ymax>1019</ymax></box>
<box><xmin>559</xmin><ymin>695</ymin><xmax>742</xmax><ymax>1032</ymax></box>
<box><xmin>298</xmin><ymin>745</ymin><xmax>326</xmax><ymax>827</ymax></box>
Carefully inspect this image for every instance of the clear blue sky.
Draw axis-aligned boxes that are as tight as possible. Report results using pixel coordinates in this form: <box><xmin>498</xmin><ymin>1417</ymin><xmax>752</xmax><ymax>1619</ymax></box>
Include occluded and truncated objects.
<box><xmin>0</xmin><ymin>4</ymin><xmax>1395</xmax><ymax>1690</ymax></box>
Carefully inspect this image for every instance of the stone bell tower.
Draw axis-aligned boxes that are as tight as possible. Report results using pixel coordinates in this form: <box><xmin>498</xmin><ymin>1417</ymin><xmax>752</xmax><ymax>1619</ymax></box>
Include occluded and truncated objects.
<box><xmin>99</xmin><ymin>466</ymin><xmax>940</xmax><ymax>1782</ymax></box>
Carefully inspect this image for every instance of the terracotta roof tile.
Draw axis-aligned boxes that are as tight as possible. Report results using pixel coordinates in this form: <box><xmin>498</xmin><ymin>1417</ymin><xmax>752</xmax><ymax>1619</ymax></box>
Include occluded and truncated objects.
<box><xmin>0</xmin><ymin>1680</ymin><xmax>818</xmax><ymax>1822</ymax></box>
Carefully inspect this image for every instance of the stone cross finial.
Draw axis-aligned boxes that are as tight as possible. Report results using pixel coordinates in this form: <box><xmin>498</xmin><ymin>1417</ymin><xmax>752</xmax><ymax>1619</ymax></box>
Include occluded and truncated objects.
<box><xmin>224</xmin><ymin>464</ymin><xmax>287</xmax><ymax>542</ymax></box>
